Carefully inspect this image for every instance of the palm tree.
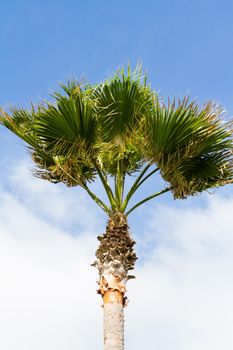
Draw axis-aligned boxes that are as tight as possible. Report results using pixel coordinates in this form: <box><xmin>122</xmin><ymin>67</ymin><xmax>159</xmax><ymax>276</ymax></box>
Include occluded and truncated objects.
<box><xmin>1</xmin><ymin>66</ymin><xmax>233</xmax><ymax>350</ymax></box>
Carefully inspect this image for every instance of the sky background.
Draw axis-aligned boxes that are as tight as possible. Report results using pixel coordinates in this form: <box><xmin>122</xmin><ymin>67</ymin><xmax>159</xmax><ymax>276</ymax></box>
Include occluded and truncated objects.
<box><xmin>0</xmin><ymin>0</ymin><xmax>233</xmax><ymax>349</ymax></box>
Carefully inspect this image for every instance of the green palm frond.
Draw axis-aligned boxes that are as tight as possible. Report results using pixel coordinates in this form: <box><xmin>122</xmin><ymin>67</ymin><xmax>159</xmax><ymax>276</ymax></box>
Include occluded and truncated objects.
<box><xmin>1</xmin><ymin>103</ymin><xmax>96</xmax><ymax>187</ymax></box>
<box><xmin>93</xmin><ymin>67</ymin><xmax>152</xmax><ymax>146</ymax></box>
<box><xmin>91</xmin><ymin>67</ymin><xmax>152</xmax><ymax>176</ymax></box>
<box><xmin>1</xmin><ymin>106</ymin><xmax>34</xmax><ymax>137</ymax></box>
<box><xmin>145</xmin><ymin>98</ymin><xmax>233</xmax><ymax>198</ymax></box>
<box><xmin>34</xmin><ymin>88</ymin><xmax>97</xmax><ymax>157</ymax></box>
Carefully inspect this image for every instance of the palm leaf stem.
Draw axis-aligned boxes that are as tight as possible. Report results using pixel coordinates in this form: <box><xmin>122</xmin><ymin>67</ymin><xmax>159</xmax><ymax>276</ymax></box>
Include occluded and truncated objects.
<box><xmin>92</xmin><ymin>160</ymin><xmax>116</xmax><ymax>210</ymax></box>
<box><xmin>121</xmin><ymin>163</ymin><xmax>152</xmax><ymax>211</ymax></box>
<box><xmin>58</xmin><ymin>165</ymin><xmax>110</xmax><ymax>214</ymax></box>
<box><xmin>125</xmin><ymin>186</ymin><xmax>171</xmax><ymax>216</ymax></box>
<box><xmin>122</xmin><ymin>172</ymin><xmax>126</xmax><ymax>203</ymax></box>
<box><xmin>82</xmin><ymin>184</ymin><xmax>110</xmax><ymax>214</ymax></box>
<box><xmin>136</xmin><ymin>167</ymin><xmax>159</xmax><ymax>190</ymax></box>
<box><xmin>115</xmin><ymin>159</ymin><xmax>124</xmax><ymax>208</ymax></box>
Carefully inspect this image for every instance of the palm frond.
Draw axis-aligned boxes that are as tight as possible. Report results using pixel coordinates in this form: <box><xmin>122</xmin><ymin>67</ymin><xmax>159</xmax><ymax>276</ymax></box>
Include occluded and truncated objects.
<box><xmin>33</xmin><ymin>88</ymin><xmax>97</xmax><ymax>158</ymax></box>
<box><xmin>90</xmin><ymin>66</ymin><xmax>152</xmax><ymax>176</ymax></box>
<box><xmin>144</xmin><ymin>98</ymin><xmax>233</xmax><ymax>198</ymax></box>
<box><xmin>93</xmin><ymin>66</ymin><xmax>153</xmax><ymax>146</ymax></box>
<box><xmin>0</xmin><ymin>103</ymin><xmax>96</xmax><ymax>187</ymax></box>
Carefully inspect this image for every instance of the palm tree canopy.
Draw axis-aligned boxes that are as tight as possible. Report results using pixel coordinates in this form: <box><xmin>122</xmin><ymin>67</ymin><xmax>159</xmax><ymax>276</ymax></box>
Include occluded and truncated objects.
<box><xmin>1</xmin><ymin>67</ymin><xmax>233</xmax><ymax>214</ymax></box>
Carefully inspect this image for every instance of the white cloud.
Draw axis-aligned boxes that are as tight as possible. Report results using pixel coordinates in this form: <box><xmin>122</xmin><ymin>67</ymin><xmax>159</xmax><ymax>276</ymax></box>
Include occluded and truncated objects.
<box><xmin>0</xmin><ymin>161</ymin><xmax>233</xmax><ymax>349</ymax></box>
<box><xmin>0</xmin><ymin>187</ymin><xmax>103</xmax><ymax>350</ymax></box>
<box><xmin>7</xmin><ymin>160</ymin><xmax>104</xmax><ymax>232</ymax></box>
<box><xmin>127</xmin><ymin>195</ymin><xmax>233</xmax><ymax>350</ymax></box>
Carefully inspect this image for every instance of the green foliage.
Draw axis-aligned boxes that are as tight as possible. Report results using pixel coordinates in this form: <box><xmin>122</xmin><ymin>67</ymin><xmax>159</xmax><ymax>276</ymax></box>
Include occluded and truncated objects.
<box><xmin>1</xmin><ymin>102</ymin><xmax>96</xmax><ymax>187</ymax></box>
<box><xmin>1</xmin><ymin>66</ymin><xmax>233</xmax><ymax>215</ymax></box>
<box><xmin>93</xmin><ymin>66</ymin><xmax>152</xmax><ymax>143</ymax></box>
<box><xmin>144</xmin><ymin>98</ymin><xmax>233</xmax><ymax>198</ymax></box>
<box><xmin>92</xmin><ymin>66</ymin><xmax>152</xmax><ymax>175</ymax></box>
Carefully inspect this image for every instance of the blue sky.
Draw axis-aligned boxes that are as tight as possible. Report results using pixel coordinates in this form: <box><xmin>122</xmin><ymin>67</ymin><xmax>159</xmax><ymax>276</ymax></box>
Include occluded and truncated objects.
<box><xmin>1</xmin><ymin>0</ymin><xmax>233</xmax><ymax>107</ymax></box>
<box><xmin>0</xmin><ymin>1</ymin><xmax>233</xmax><ymax>349</ymax></box>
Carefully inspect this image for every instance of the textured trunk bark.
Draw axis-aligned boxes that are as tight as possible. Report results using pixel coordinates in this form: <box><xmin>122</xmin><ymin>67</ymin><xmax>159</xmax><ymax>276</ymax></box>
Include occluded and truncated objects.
<box><xmin>103</xmin><ymin>291</ymin><xmax>124</xmax><ymax>350</ymax></box>
<box><xmin>92</xmin><ymin>213</ymin><xmax>137</xmax><ymax>350</ymax></box>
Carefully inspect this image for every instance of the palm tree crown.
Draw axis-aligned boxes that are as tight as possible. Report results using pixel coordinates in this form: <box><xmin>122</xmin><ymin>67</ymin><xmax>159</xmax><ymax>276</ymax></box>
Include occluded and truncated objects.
<box><xmin>1</xmin><ymin>67</ymin><xmax>232</xmax><ymax>215</ymax></box>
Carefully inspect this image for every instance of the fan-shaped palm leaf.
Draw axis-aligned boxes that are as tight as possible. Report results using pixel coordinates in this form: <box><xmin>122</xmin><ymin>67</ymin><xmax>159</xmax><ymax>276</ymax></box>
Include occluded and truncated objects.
<box><xmin>33</xmin><ymin>88</ymin><xmax>97</xmax><ymax>157</ymax></box>
<box><xmin>92</xmin><ymin>67</ymin><xmax>152</xmax><ymax>176</ymax></box>
<box><xmin>144</xmin><ymin>98</ymin><xmax>233</xmax><ymax>198</ymax></box>
<box><xmin>1</xmin><ymin>103</ymin><xmax>96</xmax><ymax>187</ymax></box>
<box><xmin>93</xmin><ymin>67</ymin><xmax>152</xmax><ymax>143</ymax></box>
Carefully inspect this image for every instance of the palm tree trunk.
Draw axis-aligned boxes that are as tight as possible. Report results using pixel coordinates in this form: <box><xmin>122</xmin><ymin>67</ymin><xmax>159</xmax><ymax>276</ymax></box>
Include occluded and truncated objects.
<box><xmin>103</xmin><ymin>290</ymin><xmax>124</xmax><ymax>350</ymax></box>
<box><xmin>93</xmin><ymin>213</ymin><xmax>137</xmax><ymax>350</ymax></box>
